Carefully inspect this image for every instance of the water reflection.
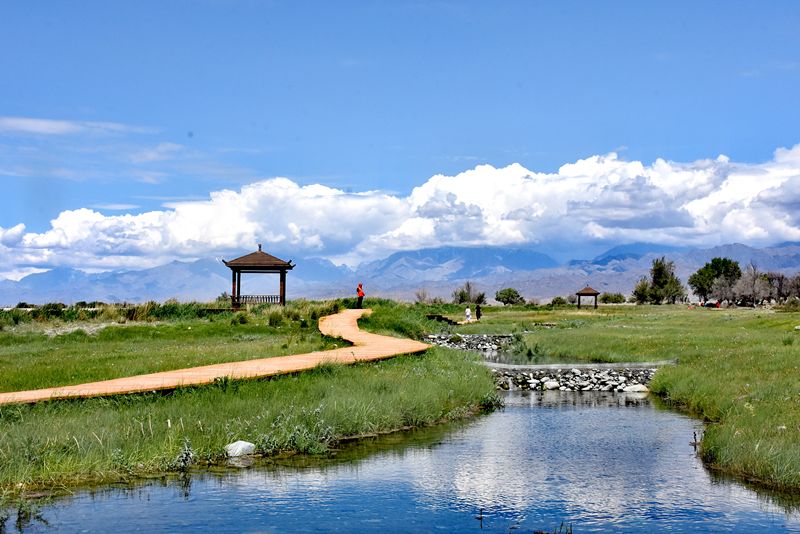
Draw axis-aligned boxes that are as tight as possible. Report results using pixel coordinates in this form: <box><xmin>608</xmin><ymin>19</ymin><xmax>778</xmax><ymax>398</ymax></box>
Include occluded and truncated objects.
<box><xmin>12</xmin><ymin>392</ymin><xmax>800</xmax><ymax>533</ymax></box>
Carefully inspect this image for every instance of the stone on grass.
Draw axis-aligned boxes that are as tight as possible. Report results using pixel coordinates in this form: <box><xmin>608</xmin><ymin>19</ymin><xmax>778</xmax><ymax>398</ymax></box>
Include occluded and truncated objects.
<box><xmin>623</xmin><ymin>384</ymin><xmax>649</xmax><ymax>393</ymax></box>
<box><xmin>225</xmin><ymin>440</ymin><xmax>256</xmax><ymax>457</ymax></box>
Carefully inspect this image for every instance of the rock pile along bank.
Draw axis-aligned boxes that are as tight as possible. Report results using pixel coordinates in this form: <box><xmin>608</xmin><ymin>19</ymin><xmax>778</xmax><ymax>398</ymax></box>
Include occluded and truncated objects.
<box><xmin>425</xmin><ymin>333</ymin><xmax>657</xmax><ymax>392</ymax></box>
<box><xmin>493</xmin><ymin>368</ymin><xmax>656</xmax><ymax>392</ymax></box>
<box><xmin>426</xmin><ymin>333</ymin><xmax>513</xmax><ymax>357</ymax></box>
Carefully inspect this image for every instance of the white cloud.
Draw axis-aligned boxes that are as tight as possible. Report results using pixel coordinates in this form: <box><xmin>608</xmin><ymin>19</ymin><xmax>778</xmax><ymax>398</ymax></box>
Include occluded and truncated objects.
<box><xmin>0</xmin><ymin>267</ymin><xmax>48</xmax><ymax>282</ymax></box>
<box><xmin>130</xmin><ymin>142</ymin><xmax>184</xmax><ymax>163</ymax></box>
<box><xmin>90</xmin><ymin>203</ymin><xmax>141</xmax><ymax>211</ymax></box>
<box><xmin>2</xmin><ymin>144</ymin><xmax>800</xmax><ymax>277</ymax></box>
<box><xmin>0</xmin><ymin>116</ymin><xmax>151</xmax><ymax>136</ymax></box>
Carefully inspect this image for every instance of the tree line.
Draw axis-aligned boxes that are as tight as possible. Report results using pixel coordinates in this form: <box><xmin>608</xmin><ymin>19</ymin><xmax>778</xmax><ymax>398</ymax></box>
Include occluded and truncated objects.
<box><xmin>427</xmin><ymin>256</ymin><xmax>800</xmax><ymax>308</ymax></box>
<box><xmin>635</xmin><ymin>255</ymin><xmax>800</xmax><ymax>306</ymax></box>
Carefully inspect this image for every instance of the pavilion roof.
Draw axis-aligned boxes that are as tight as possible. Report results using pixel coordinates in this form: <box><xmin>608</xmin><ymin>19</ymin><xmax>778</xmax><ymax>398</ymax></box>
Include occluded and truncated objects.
<box><xmin>576</xmin><ymin>286</ymin><xmax>600</xmax><ymax>296</ymax></box>
<box><xmin>223</xmin><ymin>245</ymin><xmax>294</xmax><ymax>270</ymax></box>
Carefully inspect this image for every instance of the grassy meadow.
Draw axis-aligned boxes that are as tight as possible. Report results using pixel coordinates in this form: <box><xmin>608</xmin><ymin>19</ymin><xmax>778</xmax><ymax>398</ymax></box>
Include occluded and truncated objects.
<box><xmin>2</xmin><ymin>297</ymin><xmax>799</xmax><ymax>501</ymax></box>
<box><xmin>0</xmin><ymin>315</ymin><xmax>336</xmax><ymax>393</ymax></box>
<box><xmin>0</xmin><ymin>299</ymin><xmax>497</xmax><ymax>503</ymax></box>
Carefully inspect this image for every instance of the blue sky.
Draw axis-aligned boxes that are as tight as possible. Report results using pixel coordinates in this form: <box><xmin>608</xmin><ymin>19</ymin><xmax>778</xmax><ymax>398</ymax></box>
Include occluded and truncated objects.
<box><xmin>1</xmin><ymin>1</ymin><xmax>799</xmax><ymax>277</ymax></box>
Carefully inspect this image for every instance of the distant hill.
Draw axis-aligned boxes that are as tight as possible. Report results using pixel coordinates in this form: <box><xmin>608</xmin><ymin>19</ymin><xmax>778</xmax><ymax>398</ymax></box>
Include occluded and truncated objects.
<box><xmin>1</xmin><ymin>242</ymin><xmax>799</xmax><ymax>305</ymax></box>
<box><xmin>589</xmin><ymin>242</ymin><xmax>689</xmax><ymax>265</ymax></box>
<box><xmin>358</xmin><ymin>246</ymin><xmax>558</xmax><ymax>286</ymax></box>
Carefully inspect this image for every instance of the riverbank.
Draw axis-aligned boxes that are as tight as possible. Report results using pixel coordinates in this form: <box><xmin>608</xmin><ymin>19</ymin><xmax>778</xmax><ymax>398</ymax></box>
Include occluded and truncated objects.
<box><xmin>0</xmin><ymin>301</ymin><xmax>497</xmax><ymax>504</ymax></box>
<box><xmin>424</xmin><ymin>332</ymin><xmax>662</xmax><ymax>391</ymax></box>
<box><xmin>492</xmin><ymin>367</ymin><xmax>656</xmax><ymax>392</ymax></box>
<box><xmin>428</xmin><ymin>302</ymin><xmax>800</xmax><ymax>491</ymax></box>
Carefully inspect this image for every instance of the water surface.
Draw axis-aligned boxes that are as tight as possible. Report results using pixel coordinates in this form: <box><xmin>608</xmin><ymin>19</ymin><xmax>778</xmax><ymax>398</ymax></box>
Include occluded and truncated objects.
<box><xmin>12</xmin><ymin>392</ymin><xmax>800</xmax><ymax>532</ymax></box>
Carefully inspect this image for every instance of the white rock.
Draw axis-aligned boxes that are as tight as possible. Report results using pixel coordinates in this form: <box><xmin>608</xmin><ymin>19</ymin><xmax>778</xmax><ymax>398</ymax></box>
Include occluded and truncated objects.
<box><xmin>544</xmin><ymin>380</ymin><xmax>560</xmax><ymax>390</ymax></box>
<box><xmin>571</xmin><ymin>368</ymin><xmax>581</xmax><ymax>376</ymax></box>
<box><xmin>623</xmin><ymin>384</ymin><xmax>649</xmax><ymax>393</ymax></box>
<box><xmin>225</xmin><ymin>440</ymin><xmax>256</xmax><ymax>457</ymax></box>
<box><xmin>795</xmin><ymin>325</ymin><xmax>800</xmax><ymax>331</ymax></box>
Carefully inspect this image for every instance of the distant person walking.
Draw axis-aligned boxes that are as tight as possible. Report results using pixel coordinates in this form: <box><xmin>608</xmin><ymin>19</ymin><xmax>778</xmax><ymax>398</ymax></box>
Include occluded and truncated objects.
<box><xmin>356</xmin><ymin>283</ymin><xmax>365</xmax><ymax>309</ymax></box>
<box><xmin>475</xmin><ymin>304</ymin><xmax>482</xmax><ymax>321</ymax></box>
<box><xmin>465</xmin><ymin>306</ymin><xmax>472</xmax><ymax>322</ymax></box>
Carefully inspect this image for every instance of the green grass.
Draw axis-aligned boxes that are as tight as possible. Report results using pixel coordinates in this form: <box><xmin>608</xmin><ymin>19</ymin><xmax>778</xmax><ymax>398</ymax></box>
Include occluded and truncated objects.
<box><xmin>0</xmin><ymin>347</ymin><xmax>494</xmax><ymax>498</ymax></box>
<box><xmin>357</xmin><ymin>298</ymin><xmax>455</xmax><ymax>339</ymax></box>
<box><xmin>0</xmin><ymin>302</ymin><xmax>346</xmax><ymax>393</ymax></box>
<box><xmin>0</xmin><ymin>299</ymin><xmax>497</xmax><ymax>502</ymax></box>
<box><xmin>434</xmin><ymin>302</ymin><xmax>800</xmax><ymax>490</ymax></box>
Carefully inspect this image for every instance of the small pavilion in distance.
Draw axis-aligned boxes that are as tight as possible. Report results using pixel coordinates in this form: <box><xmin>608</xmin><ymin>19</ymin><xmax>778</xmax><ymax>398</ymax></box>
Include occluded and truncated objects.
<box><xmin>223</xmin><ymin>245</ymin><xmax>294</xmax><ymax>308</ymax></box>
<box><xmin>575</xmin><ymin>286</ymin><xmax>600</xmax><ymax>309</ymax></box>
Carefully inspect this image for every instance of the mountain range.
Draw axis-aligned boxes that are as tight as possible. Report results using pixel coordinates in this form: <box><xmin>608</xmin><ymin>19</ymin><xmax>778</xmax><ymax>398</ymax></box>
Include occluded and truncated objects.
<box><xmin>2</xmin><ymin>242</ymin><xmax>800</xmax><ymax>306</ymax></box>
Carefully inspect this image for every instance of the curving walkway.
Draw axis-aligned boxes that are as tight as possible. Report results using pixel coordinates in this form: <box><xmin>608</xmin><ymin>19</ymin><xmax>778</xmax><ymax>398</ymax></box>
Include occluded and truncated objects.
<box><xmin>0</xmin><ymin>309</ymin><xmax>430</xmax><ymax>406</ymax></box>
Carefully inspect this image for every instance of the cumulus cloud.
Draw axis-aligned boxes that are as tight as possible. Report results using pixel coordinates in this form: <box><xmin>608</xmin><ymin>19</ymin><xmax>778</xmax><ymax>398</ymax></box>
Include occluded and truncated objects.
<box><xmin>2</xmin><ymin>145</ymin><xmax>800</xmax><ymax>277</ymax></box>
<box><xmin>0</xmin><ymin>116</ymin><xmax>152</xmax><ymax>136</ymax></box>
<box><xmin>130</xmin><ymin>142</ymin><xmax>184</xmax><ymax>163</ymax></box>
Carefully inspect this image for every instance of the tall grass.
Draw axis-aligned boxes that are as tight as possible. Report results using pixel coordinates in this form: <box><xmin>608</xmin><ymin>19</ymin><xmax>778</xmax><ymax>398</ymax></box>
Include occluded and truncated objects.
<box><xmin>0</xmin><ymin>300</ymin><xmax>346</xmax><ymax>392</ymax></box>
<box><xmin>356</xmin><ymin>298</ymin><xmax>453</xmax><ymax>339</ymax></box>
<box><xmin>0</xmin><ymin>298</ymin><xmax>498</xmax><ymax>501</ymax></box>
<box><xmin>0</xmin><ymin>347</ymin><xmax>495</xmax><ymax>498</ymax></box>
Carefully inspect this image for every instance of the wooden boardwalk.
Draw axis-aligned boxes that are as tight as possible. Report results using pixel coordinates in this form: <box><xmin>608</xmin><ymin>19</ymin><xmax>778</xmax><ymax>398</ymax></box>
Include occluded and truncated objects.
<box><xmin>0</xmin><ymin>309</ymin><xmax>430</xmax><ymax>406</ymax></box>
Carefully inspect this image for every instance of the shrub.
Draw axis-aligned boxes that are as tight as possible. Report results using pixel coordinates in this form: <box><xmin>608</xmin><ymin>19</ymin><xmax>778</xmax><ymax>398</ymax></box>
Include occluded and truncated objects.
<box><xmin>268</xmin><ymin>311</ymin><xmax>284</xmax><ymax>327</ymax></box>
<box><xmin>779</xmin><ymin>297</ymin><xmax>800</xmax><ymax>312</ymax></box>
<box><xmin>452</xmin><ymin>281</ymin><xmax>486</xmax><ymax>304</ymax></box>
<box><xmin>231</xmin><ymin>312</ymin><xmax>249</xmax><ymax>325</ymax></box>
<box><xmin>599</xmin><ymin>292</ymin><xmax>626</xmax><ymax>304</ymax></box>
<box><xmin>0</xmin><ymin>308</ymin><xmax>30</xmax><ymax>327</ymax></box>
<box><xmin>30</xmin><ymin>302</ymin><xmax>66</xmax><ymax>320</ymax></box>
<box><xmin>632</xmin><ymin>277</ymin><xmax>650</xmax><ymax>304</ymax></box>
<box><xmin>550</xmin><ymin>296</ymin><xmax>567</xmax><ymax>307</ymax></box>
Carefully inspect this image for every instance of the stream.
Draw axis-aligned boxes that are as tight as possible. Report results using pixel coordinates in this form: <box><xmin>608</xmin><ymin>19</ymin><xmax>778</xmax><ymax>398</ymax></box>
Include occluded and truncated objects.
<box><xmin>7</xmin><ymin>391</ymin><xmax>800</xmax><ymax>532</ymax></box>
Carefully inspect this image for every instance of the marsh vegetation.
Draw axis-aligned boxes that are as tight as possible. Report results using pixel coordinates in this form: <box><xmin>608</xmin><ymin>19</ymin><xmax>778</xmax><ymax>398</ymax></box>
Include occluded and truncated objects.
<box><xmin>0</xmin><ymin>299</ymin><xmax>497</xmax><ymax>503</ymax></box>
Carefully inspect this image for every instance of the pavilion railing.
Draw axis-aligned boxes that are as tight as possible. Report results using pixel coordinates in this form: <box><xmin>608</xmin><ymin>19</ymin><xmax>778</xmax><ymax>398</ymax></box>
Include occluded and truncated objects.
<box><xmin>234</xmin><ymin>295</ymin><xmax>281</xmax><ymax>306</ymax></box>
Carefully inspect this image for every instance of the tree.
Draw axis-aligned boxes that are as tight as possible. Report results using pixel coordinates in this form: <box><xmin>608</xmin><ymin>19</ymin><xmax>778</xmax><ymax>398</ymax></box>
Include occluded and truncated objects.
<box><xmin>414</xmin><ymin>289</ymin><xmax>430</xmax><ymax>304</ymax></box>
<box><xmin>789</xmin><ymin>274</ymin><xmax>800</xmax><ymax>299</ymax></box>
<box><xmin>632</xmin><ymin>277</ymin><xmax>650</xmax><ymax>304</ymax></box>
<box><xmin>495</xmin><ymin>287</ymin><xmax>525</xmax><ymax>306</ymax></box>
<box><xmin>451</xmin><ymin>281</ymin><xmax>486</xmax><ymax>304</ymax></box>
<box><xmin>688</xmin><ymin>257</ymin><xmax>742</xmax><ymax>301</ymax></box>
<box><xmin>663</xmin><ymin>275</ymin><xmax>687</xmax><ymax>304</ymax></box>
<box><xmin>764</xmin><ymin>272</ymin><xmax>789</xmax><ymax>302</ymax></box>
<box><xmin>711</xmin><ymin>276</ymin><xmax>736</xmax><ymax>303</ymax></box>
<box><xmin>733</xmin><ymin>263</ymin><xmax>770</xmax><ymax>306</ymax></box>
<box><xmin>647</xmin><ymin>256</ymin><xmax>686</xmax><ymax>304</ymax></box>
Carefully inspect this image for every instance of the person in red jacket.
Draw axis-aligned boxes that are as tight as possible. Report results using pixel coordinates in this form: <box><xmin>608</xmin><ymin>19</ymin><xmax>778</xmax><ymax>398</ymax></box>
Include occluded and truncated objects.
<box><xmin>356</xmin><ymin>283</ymin><xmax>365</xmax><ymax>309</ymax></box>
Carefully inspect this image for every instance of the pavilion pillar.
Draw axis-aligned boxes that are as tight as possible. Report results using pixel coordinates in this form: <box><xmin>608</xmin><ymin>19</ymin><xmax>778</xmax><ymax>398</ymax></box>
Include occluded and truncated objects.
<box><xmin>236</xmin><ymin>271</ymin><xmax>242</xmax><ymax>306</ymax></box>
<box><xmin>594</xmin><ymin>295</ymin><xmax>598</xmax><ymax>309</ymax></box>
<box><xmin>279</xmin><ymin>270</ymin><xmax>286</xmax><ymax>306</ymax></box>
<box><xmin>231</xmin><ymin>270</ymin><xmax>237</xmax><ymax>307</ymax></box>
<box><xmin>577</xmin><ymin>295</ymin><xmax>582</xmax><ymax>309</ymax></box>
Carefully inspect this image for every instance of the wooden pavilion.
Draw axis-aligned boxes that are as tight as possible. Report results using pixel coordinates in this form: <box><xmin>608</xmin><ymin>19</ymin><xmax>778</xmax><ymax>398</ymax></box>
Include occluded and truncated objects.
<box><xmin>223</xmin><ymin>245</ymin><xmax>294</xmax><ymax>308</ymax></box>
<box><xmin>576</xmin><ymin>286</ymin><xmax>600</xmax><ymax>309</ymax></box>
